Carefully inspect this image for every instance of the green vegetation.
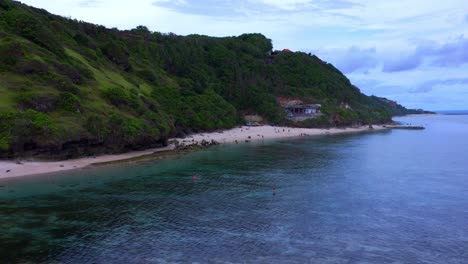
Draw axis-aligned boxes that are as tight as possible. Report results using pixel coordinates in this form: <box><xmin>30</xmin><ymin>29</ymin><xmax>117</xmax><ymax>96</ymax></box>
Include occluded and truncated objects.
<box><xmin>0</xmin><ymin>0</ymin><xmax>427</xmax><ymax>158</ymax></box>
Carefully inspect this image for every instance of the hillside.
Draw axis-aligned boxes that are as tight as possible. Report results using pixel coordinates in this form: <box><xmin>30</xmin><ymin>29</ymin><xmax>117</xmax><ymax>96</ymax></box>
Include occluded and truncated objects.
<box><xmin>0</xmin><ymin>0</ymin><xmax>427</xmax><ymax>158</ymax></box>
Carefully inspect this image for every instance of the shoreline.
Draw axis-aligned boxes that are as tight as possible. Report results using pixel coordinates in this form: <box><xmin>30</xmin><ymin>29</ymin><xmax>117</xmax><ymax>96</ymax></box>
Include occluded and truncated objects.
<box><xmin>399</xmin><ymin>113</ymin><xmax>440</xmax><ymax>117</ymax></box>
<box><xmin>0</xmin><ymin>125</ymin><xmax>389</xmax><ymax>180</ymax></box>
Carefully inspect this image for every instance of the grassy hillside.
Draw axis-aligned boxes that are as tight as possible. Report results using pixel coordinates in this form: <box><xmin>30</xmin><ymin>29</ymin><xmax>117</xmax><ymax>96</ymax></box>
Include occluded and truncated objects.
<box><xmin>0</xmin><ymin>0</ymin><xmax>427</xmax><ymax>158</ymax></box>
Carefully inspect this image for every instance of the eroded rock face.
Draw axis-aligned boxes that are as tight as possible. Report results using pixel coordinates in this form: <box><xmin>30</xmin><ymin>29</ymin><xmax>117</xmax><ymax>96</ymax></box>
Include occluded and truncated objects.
<box><xmin>175</xmin><ymin>139</ymin><xmax>220</xmax><ymax>151</ymax></box>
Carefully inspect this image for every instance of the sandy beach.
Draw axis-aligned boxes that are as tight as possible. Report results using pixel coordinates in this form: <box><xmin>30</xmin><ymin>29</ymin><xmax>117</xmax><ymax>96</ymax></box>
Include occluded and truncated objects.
<box><xmin>0</xmin><ymin>125</ymin><xmax>388</xmax><ymax>180</ymax></box>
<box><xmin>173</xmin><ymin>125</ymin><xmax>388</xmax><ymax>146</ymax></box>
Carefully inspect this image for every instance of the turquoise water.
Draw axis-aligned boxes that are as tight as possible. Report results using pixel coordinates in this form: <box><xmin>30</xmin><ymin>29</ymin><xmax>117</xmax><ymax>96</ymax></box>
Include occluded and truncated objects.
<box><xmin>1</xmin><ymin>115</ymin><xmax>468</xmax><ymax>263</ymax></box>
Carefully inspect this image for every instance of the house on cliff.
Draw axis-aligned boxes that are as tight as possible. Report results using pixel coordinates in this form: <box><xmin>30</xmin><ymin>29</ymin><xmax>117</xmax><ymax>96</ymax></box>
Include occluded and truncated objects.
<box><xmin>278</xmin><ymin>98</ymin><xmax>322</xmax><ymax>121</ymax></box>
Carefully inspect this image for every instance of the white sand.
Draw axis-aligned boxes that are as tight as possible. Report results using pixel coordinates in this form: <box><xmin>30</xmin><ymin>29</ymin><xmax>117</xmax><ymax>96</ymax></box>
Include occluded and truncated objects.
<box><xmin>0</xmin><ymin>145</ymin><xmax>174</xmax><ymax>180</ymax></box>
<box><xmin>174</xmin><ymin>125</ymin><xmax>387</xmax><ymax>146</ymax></box>
<box><xmin>0</xmin><ymin>125</ymin><xmax>388</xmax><ymax>180</ymax></box>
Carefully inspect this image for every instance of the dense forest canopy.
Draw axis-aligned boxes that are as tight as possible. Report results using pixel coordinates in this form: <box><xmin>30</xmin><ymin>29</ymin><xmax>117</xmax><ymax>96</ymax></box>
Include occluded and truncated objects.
<box><xmin>0</xmin><ymin>0</ymin><xmax>429</xmax><ymax>158</ymax></box>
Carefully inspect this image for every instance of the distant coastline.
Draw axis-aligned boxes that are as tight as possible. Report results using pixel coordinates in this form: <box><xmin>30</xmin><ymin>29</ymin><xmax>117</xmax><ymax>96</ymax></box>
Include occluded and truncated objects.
<box><xmin>403</xmin><ymin>113</ymin><xmax>440</xmax><ymax>117</ymax></box>
<box><xmin>436</xmin><ymin>110</ymin><xmax>468</xmax><ymax>115</ymax></box>
<box><xmin>0</xmin><ymin>125</ymin><xmax>390</xmax><ymax>180</ymax></box>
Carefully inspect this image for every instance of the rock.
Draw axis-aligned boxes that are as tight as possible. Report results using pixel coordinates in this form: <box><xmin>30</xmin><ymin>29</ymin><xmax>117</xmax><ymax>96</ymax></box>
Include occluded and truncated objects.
<box><xmin>169</xmin><ymin>140</ymin><xmax>180</xmax><ymax>146</ymax></box>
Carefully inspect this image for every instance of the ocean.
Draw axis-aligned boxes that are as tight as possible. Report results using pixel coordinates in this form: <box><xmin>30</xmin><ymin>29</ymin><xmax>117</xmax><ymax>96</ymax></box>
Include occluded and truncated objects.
<box><xmin>1</xmin><ymin>115</ymin><xmax>467</xmax><ymax>263</ymax></box>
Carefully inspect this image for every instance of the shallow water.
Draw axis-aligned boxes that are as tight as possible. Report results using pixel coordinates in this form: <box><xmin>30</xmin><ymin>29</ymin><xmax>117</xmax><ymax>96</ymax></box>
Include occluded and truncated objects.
<box><xmin>1</xmin><ymin>115</ymin><xmax>468</xmax><ymax>263</ymax></box>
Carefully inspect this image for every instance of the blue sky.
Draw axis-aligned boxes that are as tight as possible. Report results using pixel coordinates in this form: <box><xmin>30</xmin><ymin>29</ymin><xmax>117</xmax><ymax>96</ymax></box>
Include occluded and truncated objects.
<box><xmin>20</xmin><ymin>0</ymin><xmax>468</xmax><ymax>110</ymax></box>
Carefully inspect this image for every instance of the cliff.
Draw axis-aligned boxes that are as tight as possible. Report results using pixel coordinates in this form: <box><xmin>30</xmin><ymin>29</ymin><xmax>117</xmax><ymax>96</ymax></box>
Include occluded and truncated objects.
<box><xmin>0</xmin><ymin>0</ymin><xmax>427</xmax><ymax>158</ymax></box>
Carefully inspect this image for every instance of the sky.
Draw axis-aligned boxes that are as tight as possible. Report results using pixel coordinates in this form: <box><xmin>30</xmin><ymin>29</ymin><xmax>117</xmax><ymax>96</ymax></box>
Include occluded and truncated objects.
<box><xmin>19</xmin><ymin>0</ymin><xmax>468</xmax><ymax>110</ymax></box>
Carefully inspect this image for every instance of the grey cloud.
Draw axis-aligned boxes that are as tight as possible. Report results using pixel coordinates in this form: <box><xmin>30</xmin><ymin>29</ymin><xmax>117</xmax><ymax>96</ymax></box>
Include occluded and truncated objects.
<box><xmin>350</xmin><ymin>79</ymin><xmax>390</xmax><ymax>96</ymax></box>
<box><xmin>383</xmin><ymin>54</ymin><xmax>422</xmax><ymax>73</ymax></box>
<box><xmin>409</xmin><ymin>86</ymin><xmax>432</xmax><ymax>94</ymax></box>
<box><xmin>411</xmin><ymin>78</ymin><xmax>468</xmax><ymax>93</ymax></box>
<box><xmin>365</xmin><ymin>84</ymin><xmax>406</xmax><ymax>95</ymax></box>
<box><xmin>350</xmin><ymin>78</ymin><xmax>468</xmax><ymax>110</ymax></box>
<box><xmin>319</xmin><ymin>46</ymin><xmax>379</xmax><ymax>74</ymax></box>
<box><xmin>320</xmin><ymin>36</ymin><xmax>468</xmax><ymax>75</ymax></box>
<box><xmin>354</xmin><ymin>77</ymin><xmax>468</xmax><ymax>95</ymax></box>
<box><xmin>382</xmin><ymin>36</ymin><xmax>468</xmax><ymax>73</ymax></box>
<box><xmin>430</xmin><ymin>36</ymin><xmax>468</xmax><ymax>67</ymax></box>
<box><xmin>352</xmin><ymin>79</ymin><xmax>382</xmax><ymax>89</ymax></box>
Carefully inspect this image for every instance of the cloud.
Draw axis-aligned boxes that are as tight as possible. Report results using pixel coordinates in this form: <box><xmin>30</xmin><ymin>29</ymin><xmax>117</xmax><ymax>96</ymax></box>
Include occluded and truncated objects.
<box><xmin>349</xmin><ymin>71</ymin><xmax>468</xmax><ymax>110</ymax></box>
<box><xmin>381</xmin><ymin>36</ymin><xmax>468</xmax><ymax>73</ymax></box>
<box><xmin>315</xmin><ymin>46</ymin><xmax>379</xmax><ymax>74</ymax></box>
<box><xmin>77</xmin><ymin>0</ymin><xmax>101</xmax><ymax>8</ymax></box>
<box><xmin>151</xmin><ymin>0</ymin><xmax>359</xmax><ymax>18</ymax></box>
<box><xmin>410</xmin><ymin>77</ymin><xmax>468</xmax><ymax>93</ymax></box>
<box><xmin>151</xmin><ymin>0</ymin><xmax>248</xmax><ymax>17</ymax></box>
<box><xmin>336</xmin><ymin>47</ymin><xmax>379</xmax><ymax>73</ymax></box>
<box><xmin>254</xmin><ymin>0</ymin><xmax>311</xmax><ymax>10</ymax></box>
<box><xmin>382</xmin><ymin>54</ymin><xmax>422</xmax><ymax>72</ymax></box>
<box><xmin>355</xmin><ymin>81</ymin><xmax>407</xmax><ymax>96</ymax></box>
<box><xmin>255</xmin><ymin>0</ymin><xmax>358</xmax><ymax>11</ymax></box>
<box><xmin>409</xmin><ymin>86</ymin><xmax>432</xmax><ymax>94</ymax></box>
<box><xmin>347</xmin><ymin>78</ymin><xmax>468</xmax><ymax>111</ymax></box>
<box><xmin>430</xmin><ymin>36</ymin><xmax>468</xmax><ymax>67</ymax></box>
<box><xmin>318</xmin><ymin>36</ymin><xmax>468</xmax><ymax>75</ymax></box>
